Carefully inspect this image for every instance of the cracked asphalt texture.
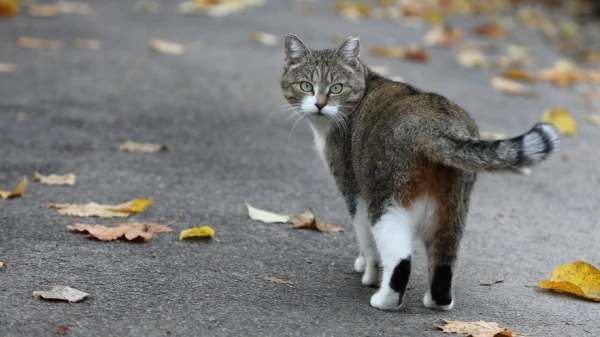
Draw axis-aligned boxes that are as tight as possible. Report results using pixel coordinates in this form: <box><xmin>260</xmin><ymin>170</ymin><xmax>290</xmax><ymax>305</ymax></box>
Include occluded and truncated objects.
<box><xmin>1</xmin><ymin>1</ymin><xmax>599</xmax><ymax>336</ymax></box>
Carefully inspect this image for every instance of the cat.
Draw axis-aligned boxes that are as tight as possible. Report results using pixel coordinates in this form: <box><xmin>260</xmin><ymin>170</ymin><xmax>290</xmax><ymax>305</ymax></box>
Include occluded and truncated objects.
<box><xmin>279</xmin><ymin>34</ymin><xmax>559</xmax><ymax>311</ymax></box>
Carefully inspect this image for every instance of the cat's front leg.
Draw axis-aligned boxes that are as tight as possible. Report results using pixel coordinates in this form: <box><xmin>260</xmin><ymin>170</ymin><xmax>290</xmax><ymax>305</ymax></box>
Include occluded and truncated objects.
<box><xmin>352</xmin><ymin>198</ymin><xmax>379</xmax><ymax>286</ymax></box>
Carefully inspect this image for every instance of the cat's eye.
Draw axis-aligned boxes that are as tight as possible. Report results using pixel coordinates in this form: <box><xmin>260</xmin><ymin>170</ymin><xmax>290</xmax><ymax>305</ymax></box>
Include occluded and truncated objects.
<box><xmin>329</xmin><ymin>83</ymin><xmax>343</xmax><ymax>94</ymax></box>
<box><xmin>299</xmin><ymin>82</ymin><xmax>313</xmax><ymax>92</ymax></box>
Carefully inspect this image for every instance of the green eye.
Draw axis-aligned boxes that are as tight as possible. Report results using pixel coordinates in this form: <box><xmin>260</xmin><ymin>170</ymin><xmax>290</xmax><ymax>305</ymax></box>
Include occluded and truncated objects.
<box><xmin>329</xmin><ymin>83</ymin><xmax>343</xmax><ymax>94</ymax></box>
<box><xmin>299</xmin><ymin>82</ymin><xmax>313</xmax><ymax>92</ymax></box>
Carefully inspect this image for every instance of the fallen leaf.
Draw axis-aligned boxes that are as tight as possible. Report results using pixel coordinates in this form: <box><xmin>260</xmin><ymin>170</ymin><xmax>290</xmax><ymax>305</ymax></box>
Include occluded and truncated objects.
<box><xmin>47</xmin><ymin>199</ymin><xmax>155</xmax><ymax>218</ymax></box>
<box><xmin>33</xmin><ymin>286</ymin><xmax>89</xmax><ymax>303</ymax></box>
<box><xmin>56</xmin><ymin>1</ymin><xmax>94</xmax><ymax>15</ymax></box>
<box><xmin>246</xmin><ymin>203</ymin><xmax>290</xmax><ymax>223</ymax></box>
<box><xmin>404</xmin><ymin>46</ymin><xmax>429</xmax><ymax>62</ymax></box>
<box><xmin>496</xmin><ymin>45</ymin><xmax>535</xmax><ymax>68</ymax></box>
<box><xmin>68</xmin><ymin>222</ymin><xmax>172</xmax><ymax>242</ymax></box>
<box><xmin>55</xmin><ymin>326</ymin><xmax>69</xmax><ymax>335</ymax></box>
<box><xmin>541</xmin><ymin>107</ymin><xmax>577</xmax><ymax>136</ymax></box>
<box><xmin>536</xmin><ymin>261</ymin><xmax>600</xmax><ymax>302</ymax></box>
<box><xmin>17</xmin><ymin>36</ymin><xmax>61</xmax><ymax>50</ymax></box>
<box><xmin>0</xmin><ymin>262</ymin><xmax>6</xmax><ymax>268</ymax></box>
<box><xmin>491</xmin><ymin>77</ymin><xmax>534</xmax><ymax>97</ymax></box>
<box><xmin>73</xmin><ymin>39</ymin><xmax>102</xmax><ymax>51</ymax></box>
<box><xmin>369</xmin><ymin>45</ymin><xmax>428</xmax><ymax>62</ymax></box>
<box><xmin>250</xmin><ymin>32</ymin><xmax>278</xmax><ymax>46</ymax></box>
<box><xmin>149</xmin><ymin>39</ymin><xmax>186</xmax><ymax>55</ymax></box>
<box><xmin>179</xmin><ymin>226</ymin><xmax>215</xmax><ymax>240</ymax></box>
<box><xmin>479</xmin><ymin>132</ymin><xmax>506</xmax><ymax>140</ymax></box>
<box><xmin>290</xmin><ymin>209</ymin><xmax>344</xmax><ymax>233</ymax></box>
<box><xmin>474</xmin><ymin>21</ymin><xmax>507</xmax><ymax>39</ymax></box>
<box><xmin>28</xmin><ymin>4</ymin><xmax>60</xmax><ymax>17</ymax></box>
<box><xmin>457</xmin><ymin>48</ymin><xmax>488</xmax><ymax>68</ymax></box>
<box><xmin>0</xmin><ymin>177</ymin><xmax>27</xmax><ymax>199</ymax></box>
<box><xmin>0</xmin><ymin>0</ymin><xmax>18</xmax><ymax>17</ymax></box>
<box><xmin>500</xmin><ymin>70</ymin><xmax>538</xmax><ymax>82</ymax></box>
<box><xmin>424</xmin><ymin>25</ymin><xmax>463</xmax><ymax>47</ymax></box>
<box><xmin>119</xmin><ymin>140</ymin><xmax>166</xmax><ymax>153</ymax></box>
<box><xmin>583</xmin><ymin>114</ymin><xmax>600</xmax><ymax>126</ymax></box>
<box><xmin>178</xmin><ymin>0</ymin><xmax>263</xmax><ymax>16</ymax></box>
<box><xmin>33</xmin><ymin>172</ymin><xmax>76</xmax><ymax>186</ymax></box>
<box><xmin>435</xmin><ymin>319</ymin><xmax>514</xmax><ymax>337</ymax></box>
<box><xmin>538</xmin><ymin>59</ymin><xmax>583</xmax><ymax>87</ymax></box>
<box><xmin>261</xmin><ymin>275</ymin><xmax>295</xmax><ymax>288</ymax></box>
<box><xmin>480</xmin><ymin>278</ymin><xmax>504</xmax><ymax>286</ymax></box>
<box><xmin>0</xmin><ymin>62</ymin><xmax>15</xmax><ymax>73</ymax></box>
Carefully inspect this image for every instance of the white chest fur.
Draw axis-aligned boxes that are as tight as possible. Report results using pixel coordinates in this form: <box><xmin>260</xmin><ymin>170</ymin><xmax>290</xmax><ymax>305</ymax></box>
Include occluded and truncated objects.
<box><xmin>307</xmin><ymin>118</ymin><xmax>333</xmax><ymax>162</ymax></box>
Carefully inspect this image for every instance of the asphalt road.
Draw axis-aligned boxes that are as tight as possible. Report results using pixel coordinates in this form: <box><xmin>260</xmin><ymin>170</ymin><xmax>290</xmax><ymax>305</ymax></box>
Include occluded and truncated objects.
<box><xmin>1</xmin><ymin>1</ymin><xmax>599</xmax><ymax>336</ymax></box>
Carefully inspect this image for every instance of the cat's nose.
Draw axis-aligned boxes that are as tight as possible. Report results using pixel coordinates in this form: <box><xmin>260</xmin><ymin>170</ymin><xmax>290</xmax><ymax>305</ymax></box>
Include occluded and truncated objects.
<box><xmin>315</xmin><ymin>102</ymin><xmax>326</xmax><ymax>111</ymax></box>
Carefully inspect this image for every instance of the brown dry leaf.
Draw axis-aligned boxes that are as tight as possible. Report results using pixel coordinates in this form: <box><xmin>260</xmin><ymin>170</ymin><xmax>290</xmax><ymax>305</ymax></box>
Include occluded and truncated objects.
<box><xmin>480</xmin><ymin>278</ymin><xmax>504</xmax><ymax>286</ymax></box>
<box><xmin>0</xmin><ymin>0</ymin><xmax>18</xmax><ymax>17</ymax></box>
<box><xmin>435</xmin><ymin>319</ymin><xmax>514</xmax><ymax>337</ymax></box>
<box><xmin>424</xmin><ymin>25</ymin><xmax>463</xmax><ymax>47</ymax></box>
<box><xmin>479</xmin><ymin>132</ymin><xmax>506</xmax><ymax>140</ymax></box>
<box><xmin>500</xmin><ymin>70</ymin><xmax>538</xmax><ymax>82</ymax></box>
<box><xmin>0</xmin><ymin>177</ymin><xmax>27</xmax><ymax>199</ymax></box>
<box><xmin>369</xmin><ymin>45</ymin><xmax>428</xmax><ymax>63</ymax></box>
<box><xmin>17</xmin><ymin>36</ymin><xmax>61</xmax><ymax>50</ymax></box>
<box><xmin>491</xmin><ymin>77</ymin><xmax>534</xmax><ymax>97</ymax></box>
<box><xmin>55</xmin><ymin>325</ymin><xmax>69</xmax><ymax>335</ymax></box>
<box><xmin>119</xmin><ymin>140</ymin><xmax>166</xmax><ymax>153</ymax></box>
<box><xmin>0</xmin><ymin>62</ymin><xmax>16</xmax><ymax>73</ymax></box>
<box><xmin>28</xmin><ymin>4</ymin><xmax>59</xmax><ymax>17</ymax></box>
<box><xmin>474</xmin><ymin>21</ymin><xmax>507</xmax><ymax>39</ymax></box>
<box><xmin>68</xmin><ymin>222</ymin><xmax>172</xmax><ymax>242</ymax></box>
<box><xmin>32</xmin><ymin>285</ymin><xmax>89</xmax><ymax>303</ymax></box>
<box><xmin>0</xmin><ymin>262</ymin><xmax>6</xmax><ymax>268</ymax></box>
<box><xmin>290</xmin><ymin>210</ymin><xmax>344</xmax><ymax>233</ymax></box>
<box><xmin>250</xmin><ymin>32</ymin><xmax>278</xmax><ymax>46</ymax></box>
<box><xmin>47</xmin><ymin>199</ymin><xmax>155</xmax><ymax>218</ymax></box>
<box><xmin>404</xmin><ymin>46</ymin><xmax>429</xmax><ymax>63</ymax></box>
<box><xmin>57</xmin><ymin>1</ymin><xmax>94</xmax><ymax>15</ymax></box>
<box><xmin>538</xmin><ymin>59</ymin><xmax>583</xmax><ymax>87</ymax></box>
<box><xmin>261</xmin><ymin>275</ymin><xmax>295</xmax><ymax>288</ymax></box>
<box><xmin>584</xmin><ymin>114</ymin><xmax>600</xmax><ymax>126</ymax></box>
<box><xmin>536</xmin><ymin>261</ymin><xmax>600</xmax><ymax>302</ymax></box>
<box><xmin>33</xmin><ymin>172</ymin><xmax>76</xmax><ymax>186</ymax></box>
<box><xmin>73</xmin><ymin>39</ymin><xmax>102</xmax><ymax>51</ymax></box>
<box><xmin>149</xmin><ymin>39</ymin><xmax>186</xmax><ymax>55</ymax></box>
<box><xmin>457</xmin><ymin>48</ymin><xmax>488</xmax><ymax>68</ymax></box>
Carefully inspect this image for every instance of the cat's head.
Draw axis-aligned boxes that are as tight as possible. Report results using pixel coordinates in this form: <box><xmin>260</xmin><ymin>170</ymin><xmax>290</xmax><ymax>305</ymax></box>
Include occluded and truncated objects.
<box><xmin>280</xmin><ymin>34</ymin><xmax>367</xmax><ymax>120</ymax></box>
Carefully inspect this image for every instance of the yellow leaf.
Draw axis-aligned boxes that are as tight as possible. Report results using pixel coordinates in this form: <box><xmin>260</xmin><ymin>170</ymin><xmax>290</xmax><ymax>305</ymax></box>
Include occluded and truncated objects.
<box><xmin>536</xmin><ymin>261</ymin><xmax>600</xmax><ymax>302</ymax></box>
<box><xmin>500</xmin><ymin>70</ymin><xmax>538</xmax><ymax>82</ymax></box>
<box><xmin>250</xmin><ymin>32</ymin><xmax>278</xmax><ymax>46</ymax></box>
<box><xmin>541</xmin><ymin>107</ymin><xmax>577</xmax><ymax>136</ymax></box>
<box><xmin>0</xmin><ymin>0</ymin><xmax>19</xmax><ymax>17</ymax></box>
<box><xmin>33</xmin><ymin>172</ymin><xmax>76</xmax><ymax>186</ymax></box>
<box><xmin>119</xmin><ymin>140</ymin><xmax>167</xmax><ymax>153</ymax></box>
<box><xmin>179</xmin><ymin>225</ymin><xmax>215</xmax><ymax>240</ymax></box>
<box><xmin>47</xmin><ymin>199</ymin><xmax>155</xmax><ymax>217</ymax></box>
<box><xmin>0</xmin><ymin>177</ymin><xmax>27</xmax><ymax>199</ymax></box>
<box><xmin>434</xmin><ymin>319</ymin><xmax>514</xmax><ymax>337</ymax></box>
<box><xmin>246</xmin><ymin>203</ymin><xmax>290</xmax><ymax>223</ymax></box>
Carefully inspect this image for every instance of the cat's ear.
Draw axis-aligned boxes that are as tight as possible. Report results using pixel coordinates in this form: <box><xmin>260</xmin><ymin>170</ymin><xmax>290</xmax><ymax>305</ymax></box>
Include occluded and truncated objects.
<box><xmin>335</xmin><ymin>36</ymin><xmax>360</xmax><ymax>68</ymax></box>
<box><xmin>284</xmin><ymin>34</ymin><xmax>310</xmax><ymax>69</ymax></box>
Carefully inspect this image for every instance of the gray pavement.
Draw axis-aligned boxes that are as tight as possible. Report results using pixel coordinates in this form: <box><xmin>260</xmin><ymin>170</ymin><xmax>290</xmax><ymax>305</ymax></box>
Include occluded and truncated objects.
<box><xmin>1</xmin><ymin>1</ymin><xmax>599</xmax><ymax>336</ymax></box>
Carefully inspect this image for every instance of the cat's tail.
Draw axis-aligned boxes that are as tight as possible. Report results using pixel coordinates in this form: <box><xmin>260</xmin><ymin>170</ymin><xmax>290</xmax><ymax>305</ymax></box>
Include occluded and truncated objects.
<box><xmin>422</xmin><ymin>123</ymin><xmax>559</xmax><ymax>172</ymax></box>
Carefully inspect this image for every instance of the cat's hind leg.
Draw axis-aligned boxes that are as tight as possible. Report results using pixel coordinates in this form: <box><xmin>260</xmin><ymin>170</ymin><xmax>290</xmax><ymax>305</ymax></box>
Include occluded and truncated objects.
<box><xmin>369</xmin><ymin>204</ymin><xmax>415</xmax><ymax>311</ymax></box>
<box><xmin>352</xmin><ymin>199</ymin><xmax>379</xmax><ymax>286</ymax></box>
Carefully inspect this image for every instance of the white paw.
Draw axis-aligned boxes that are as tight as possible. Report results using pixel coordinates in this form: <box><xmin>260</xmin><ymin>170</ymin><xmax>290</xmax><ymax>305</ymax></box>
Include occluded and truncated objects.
<box><xmin>361</xmin><ymin>262</ymin><xmax>379</xmax><ymax>286</ymax></box>
<box><xmin>370</xmin><ymin>289</ymin><xmax>401</xmax><ymax>311</ymax></box>
<box><xmin>423</xmin><ymin>292</ymin><xmax>454</xmax><ymax>311</ymax></box>
<box><xmin>354</xmin><ymin>254</ymin><xmax>366</xmax><ymax>273</ymax></box>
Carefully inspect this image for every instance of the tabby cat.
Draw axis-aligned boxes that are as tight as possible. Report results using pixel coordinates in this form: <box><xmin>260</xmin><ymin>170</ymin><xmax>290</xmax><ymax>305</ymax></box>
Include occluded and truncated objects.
<box><xmin>279</xmin><ymin>34</ymin><xmax>559</xmax><ymax>311</ymax></box>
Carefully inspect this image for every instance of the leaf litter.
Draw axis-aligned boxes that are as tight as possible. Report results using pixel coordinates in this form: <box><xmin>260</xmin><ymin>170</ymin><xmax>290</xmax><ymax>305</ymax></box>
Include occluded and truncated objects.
<box><xmin>250</xmin><ymin>32</ymin><xmax>278</xmax><ymax>46</ymax></box>
<box><xmin>33</xmin><ymin>172</ymin><xmax>76</xmax><ymax>186</ymax></box>
<box><xmin>246</xmin><ymin>204</ymin><xmax>343</xmax><ymax>233</ymax></box>
<box><xmin>0</xmin><ymin>177</ymin><xmax>27</xmax><ymax>199</ymax></box>
<box><xmin>68</xmin><ymin>222</ymin><xmax>172</xmax><ymax>242</ymax></box>
<box><xmin>119</xmin><ymin>140</ymin><xmax>167</xmax><ymax>152</ymax></box>
<box><xmin>424</xmin><ymin>25</ymin><xmax>463</xmax><ymax>47</ymax></box>
<box><xmin>0</xmin><ymin>262</ymin><xmax>7</xmax><ymax>268</ymax></box>
<box><xmin>33</xmin><ymin>285</ymin><xmax>89</xmax><ymax>303</ymax></box>
<box><xmin>17</xmin><ymin>36</ymin><xmax>61</xmax><ymax>50</ymax></box>
<box><xmin>47</xmin><ymin>199</ymin><xmax>154</xmax><ymax>218</ymax></box>
<box><xmin>0</xmin><ymin>62</ymin><xmax>16</xmax><ymax>73</ymax></box>
<box><xmin>261</xmin><ymin>275</ymin><xmax>295</xmax><ymax>288</ymax></box>
<box><xmin>434</xmin><ymin>319</ymin><xmax>515</xmax><ymax>337</ymax></box>
<box><xmin>491</xmin><ymin>77</ymin><xmax>534</xmax><ymax>97</ymax></box>
<box><xmin>536</xmin><ymin>260</ymin><xmax>600</xmax><ymax>302</ymax></box>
